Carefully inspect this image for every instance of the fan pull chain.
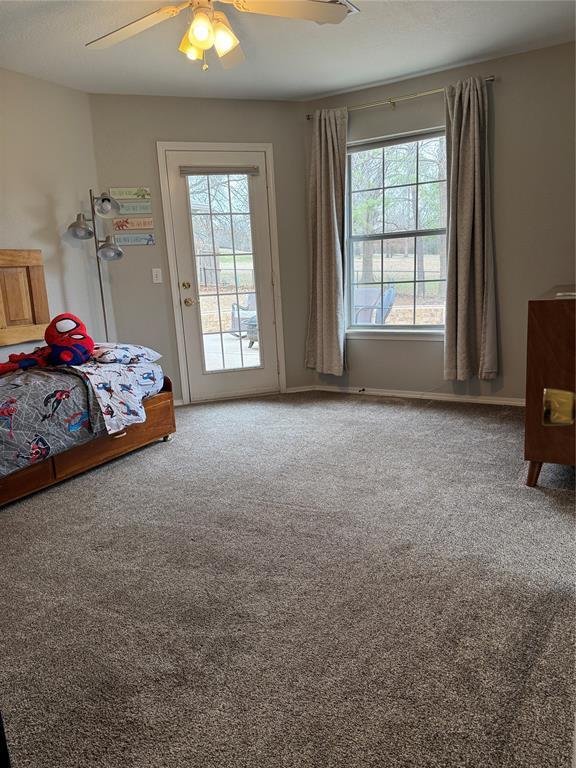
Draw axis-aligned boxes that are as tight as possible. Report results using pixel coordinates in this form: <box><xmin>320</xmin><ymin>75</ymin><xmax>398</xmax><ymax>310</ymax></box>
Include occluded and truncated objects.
<box><xmin>202</xmin><ymin>51</ymin><xmax>209</xmax><ymax>71</ymax></box>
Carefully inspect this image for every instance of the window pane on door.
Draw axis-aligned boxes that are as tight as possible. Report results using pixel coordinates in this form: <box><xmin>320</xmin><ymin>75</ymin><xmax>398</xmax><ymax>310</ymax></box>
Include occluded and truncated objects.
<box><xmin>229</xmin><ymin>175</ymin><xmax>250</xmax><ymax>213</ymax></box>
<box><xmin>232</xmin><ymin>214</ymin><xmax>253</xmax><ymax>253</ymax></box>
<box><xmin>196</xmin><ymin>255</ymin><xmax>218</xmax><ymax>294</ymax></box>
<box><xmin>235</xmin><ymin>255</ymin><xmax>255</xmax><ymax>293</ymax></box>
<box><xmin>209</xmin><ymin>175</ymin><xmax>230</xmax><ymax>213</ymax></box>
<box><xmin>203</xmin><ymin>335</ymin><xmax>224</xmax><ymax>371</ymax></box>
<box><xmin>189</xmin><ymin>176</ymin><xmax>209</xmax><ymax>213</ymax></box>
<box><xmin>191</xmin><ymin>214</ymin><xmax>212</xmax><ymax>254</ymax></box>
<box><xmin>212</xmin><ymin>214</ymin><xmax>233</xmax><ymax>253</ymax></box>
<box><xmin>187</xmin><ymin>173</ymin><xmax>263</xmax><ymax>372</ymax></box>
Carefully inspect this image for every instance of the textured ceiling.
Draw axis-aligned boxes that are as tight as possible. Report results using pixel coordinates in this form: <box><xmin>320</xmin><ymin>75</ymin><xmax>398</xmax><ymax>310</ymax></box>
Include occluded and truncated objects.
<box><xmin>0</xmin><ymin>1</ymin><xmax>573</xmax><ymax>100</ymax></box>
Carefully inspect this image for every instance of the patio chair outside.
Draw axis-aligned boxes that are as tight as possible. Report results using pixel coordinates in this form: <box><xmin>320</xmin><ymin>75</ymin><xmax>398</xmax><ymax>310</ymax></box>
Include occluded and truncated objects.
<box><xmin>230</xmin><ymin>293</ymin><xmax>257</xmax><ymax>337</ymax></box>
<box><xmin>353</xmin><ymin>285</ymin><xmax>396</xmax><ymax>325</ymax></box>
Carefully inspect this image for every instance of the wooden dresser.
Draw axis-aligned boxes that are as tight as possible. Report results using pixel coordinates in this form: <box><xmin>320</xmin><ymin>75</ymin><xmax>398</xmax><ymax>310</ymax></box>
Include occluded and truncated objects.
<box><xmin>524</xmin><ymin>287</ymin><xmax>575</xmax><ymax>486</ymax></box>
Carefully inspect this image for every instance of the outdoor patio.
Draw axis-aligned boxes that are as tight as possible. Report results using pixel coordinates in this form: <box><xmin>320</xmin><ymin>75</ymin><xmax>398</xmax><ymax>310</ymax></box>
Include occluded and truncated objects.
<box><xmin>202</xmin><ymin>332</ymin><xmax>261</xmax><ymax>371</ymax></box>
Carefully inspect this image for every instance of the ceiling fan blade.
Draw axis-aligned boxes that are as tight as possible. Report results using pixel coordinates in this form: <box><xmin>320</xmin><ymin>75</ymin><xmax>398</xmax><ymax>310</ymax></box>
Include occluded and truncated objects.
<box><xmin>219</xmin><ymin>43</ymin><xmax>246</xmax><ymax>69</ymax></box>
<box><xmin>224</xmin><ymin>0</ymin><xmax>349</xmax><ymax>24</ymax></box>
<box><xmin>86</xmin><ymin>3</ymin><xmax>189</xmax><ymax>49</ymax></box>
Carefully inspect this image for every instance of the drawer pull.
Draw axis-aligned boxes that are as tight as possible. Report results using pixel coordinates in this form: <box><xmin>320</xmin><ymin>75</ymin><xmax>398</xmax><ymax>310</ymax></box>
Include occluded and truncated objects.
<box><xmin>542</xmin><ymin>388</ymin><xmax>575</xmax><ymax>426</ymax></box>
<box><xmin>111</xmin><ymin>430</ymin><xmax>128</xmax><ymax>439</ymax></box>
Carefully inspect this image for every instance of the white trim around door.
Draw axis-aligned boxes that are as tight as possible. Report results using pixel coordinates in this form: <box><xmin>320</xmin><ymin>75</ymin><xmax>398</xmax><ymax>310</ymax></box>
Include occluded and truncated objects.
<box><xmin>157</xmin><ymin>141</ymin><xmax>286</xmax><ymax>404</ymax></box>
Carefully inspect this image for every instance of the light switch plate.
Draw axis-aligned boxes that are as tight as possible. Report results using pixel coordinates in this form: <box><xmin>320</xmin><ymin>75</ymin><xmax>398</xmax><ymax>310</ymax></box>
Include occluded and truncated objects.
<box><xmin>152</xmin><ymin>268</ymin><xmax>162</xmax><ymax>284</ymax></box>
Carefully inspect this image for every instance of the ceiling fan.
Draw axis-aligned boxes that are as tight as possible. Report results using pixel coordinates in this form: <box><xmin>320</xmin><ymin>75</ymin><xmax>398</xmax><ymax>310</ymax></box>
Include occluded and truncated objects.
<box><xmin>86</xmin><ymin>0</ymin><xmax>357</xmax><ymax>70</ymax></box>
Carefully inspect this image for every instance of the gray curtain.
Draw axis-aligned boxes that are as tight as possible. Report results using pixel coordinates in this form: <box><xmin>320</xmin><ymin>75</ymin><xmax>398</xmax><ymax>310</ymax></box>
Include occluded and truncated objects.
<box><xmin>305</xmin><ymin>108</ymin><xmax>348</xmax><ymax>376</ymax></box>
<box><xmin>444</xmin><ymin>77</ymin><xmax>498</xmax><ymax>381</ymax></box>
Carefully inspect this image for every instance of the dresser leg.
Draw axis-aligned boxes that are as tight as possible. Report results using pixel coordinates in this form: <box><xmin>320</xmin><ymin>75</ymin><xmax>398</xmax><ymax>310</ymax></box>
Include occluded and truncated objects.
<box><xmin>526</xmin><ymin>461</ymin><xmax>543</xmax><ymax>487</ymax></box>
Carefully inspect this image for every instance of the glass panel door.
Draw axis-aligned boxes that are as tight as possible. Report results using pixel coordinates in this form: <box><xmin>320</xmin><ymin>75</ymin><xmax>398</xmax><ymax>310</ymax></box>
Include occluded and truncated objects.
<box><xmin>187</xmin><ymin>173</ymin><xmax>262</xmax><ymax>372</ymax></box>
<box><xmin>165</xmin><ymin>148</ymin><xmax>280</xmax><ymax>402</ymax></box>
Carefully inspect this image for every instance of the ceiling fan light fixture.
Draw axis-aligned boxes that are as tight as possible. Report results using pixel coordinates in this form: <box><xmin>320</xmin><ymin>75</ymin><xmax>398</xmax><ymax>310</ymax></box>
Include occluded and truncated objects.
<box><xmin>186</xmin><ymin>44</ymin><xmax>203</xmax><ymax>61</ymax></box>
<box><xmin>188</xmin><ymin>9</ymin><xmax>215</xmax><ymax>51</ymax></box>
<box><xmin>213</xmin><ymin>12</ymin><xmax>239</xmax><ymax>58</ymax></box>
<box><xmin>178</xmin><ymin>31</ymin><xmax>202</xmax><ymax>60</ymax></box>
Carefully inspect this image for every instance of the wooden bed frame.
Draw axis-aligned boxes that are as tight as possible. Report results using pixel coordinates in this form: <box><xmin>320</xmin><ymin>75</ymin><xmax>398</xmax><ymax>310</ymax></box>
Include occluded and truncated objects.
<box><xmin>0</xmin><ymin>249</ymin><xmax>177</xmax><ymax>507</ymax></box>
<box><xmin>0</xmin><ymin>377</ymin><xmax>176</xmax><ymax>507</ymax></box>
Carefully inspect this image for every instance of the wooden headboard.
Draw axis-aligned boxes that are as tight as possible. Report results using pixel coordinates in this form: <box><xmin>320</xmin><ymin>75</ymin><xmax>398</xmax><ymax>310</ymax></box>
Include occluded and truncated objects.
<box><xmin>0</xmin><ymin>250</ymin><xmax>50</xmax><ymax>346</ymax></box>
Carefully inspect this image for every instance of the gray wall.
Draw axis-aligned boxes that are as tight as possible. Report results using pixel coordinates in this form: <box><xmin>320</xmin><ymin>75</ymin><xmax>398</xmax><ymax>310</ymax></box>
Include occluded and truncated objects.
<box><xmin>90</xmin><ymin>43</ymin><xmax>574</xmax><ymax>404</ymax></box>
<box><xmin>308</xmin><ymin>42</ymin><xmax>575</xmax><ymax>400</ymax></box>
<box><xmin>89</xmin><ymin>95</ymin><xmax>313</xmax><ymax>399</ymax></box>
<box><xmin>87</xmin><ymin>43</ymin><xmax>574</xmax><ymax>402</ymax></box>
<box><xmin>0</xmin><ymin>68</ymin><xmax>103</xmax><ymax>353</ymax></box>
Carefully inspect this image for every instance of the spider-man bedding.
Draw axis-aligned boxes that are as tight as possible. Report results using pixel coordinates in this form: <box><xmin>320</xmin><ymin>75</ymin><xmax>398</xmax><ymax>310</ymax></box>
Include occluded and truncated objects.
<box><xmin>0</xmin><ymin>361</ymin><xmax>164</xmax><ymax>477</ymax></box>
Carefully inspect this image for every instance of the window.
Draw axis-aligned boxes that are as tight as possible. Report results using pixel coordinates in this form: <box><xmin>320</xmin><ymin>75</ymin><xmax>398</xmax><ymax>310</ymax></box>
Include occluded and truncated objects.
<box><xmin>347</xmin><ymin>132</ymin><xmax>447</xmax><ymax>331</ymax></box>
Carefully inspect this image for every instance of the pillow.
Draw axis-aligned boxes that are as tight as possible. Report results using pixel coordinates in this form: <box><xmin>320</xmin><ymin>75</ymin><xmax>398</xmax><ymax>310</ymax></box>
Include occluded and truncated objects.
<box><xmin>92</xmin><ymin>343</ymin><xmax>162</xmax><ymax>365</ymax></box>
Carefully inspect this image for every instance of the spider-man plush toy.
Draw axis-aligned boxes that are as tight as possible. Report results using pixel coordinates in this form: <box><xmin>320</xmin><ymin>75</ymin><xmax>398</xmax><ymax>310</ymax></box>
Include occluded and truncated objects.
<box><xmin>0</xmin><ymin>314</ymin><xmax>94</xmax><ymax>375</ymax></box>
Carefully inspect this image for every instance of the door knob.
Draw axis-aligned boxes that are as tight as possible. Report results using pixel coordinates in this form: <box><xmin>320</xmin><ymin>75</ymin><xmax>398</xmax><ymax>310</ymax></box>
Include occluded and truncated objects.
<box><xmin>183</xmin><ymin>297</ymin><xmax>194</xmax><ymax>306</ymax></box>
<box><xmin>182</xmin><ymin>281</ymin><xmax>191</xmax><ymax>289</ymax></box>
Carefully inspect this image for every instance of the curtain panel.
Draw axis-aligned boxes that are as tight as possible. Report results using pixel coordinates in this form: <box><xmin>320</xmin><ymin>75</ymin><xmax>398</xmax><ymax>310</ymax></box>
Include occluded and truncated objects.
<box><xmin>305</xmin><ymin>107</ymin><xmax>348</xmax><ymax>376</ymax></box>
<box><xmin>444</xmin><ymin>77</ymin><xmax>498</xmax><ymax>381</ymax></box>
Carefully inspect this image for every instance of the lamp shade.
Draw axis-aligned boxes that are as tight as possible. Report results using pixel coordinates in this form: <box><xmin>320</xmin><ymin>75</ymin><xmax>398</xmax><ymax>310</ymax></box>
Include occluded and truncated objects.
<box><xmin>67</xmin><ymin>213</ymin><xmax>94</xmax><ymax>240</ymax></box>
<box><xmin>213</xmin><ymin>13</ymin><xmax>239</xmax><ymax>58</ymax></box>
<box><xmin>94</xmin><ymin>193</ymin><xmax>121</xmax><ymax>219</ymax></box>
<box><xmin>97</xmin><ymin>235</ymin><xmax>124</xmax><ymax>261</ymax></box>
<box><xmin>178</xmin><ymin>31</ymin><xmax>202</xmax><ymax>60</ymax></box>
<box><xmin>188</xmin><ymin>10</ymin><xmax>214</xmax><ymax>50</ymax></box>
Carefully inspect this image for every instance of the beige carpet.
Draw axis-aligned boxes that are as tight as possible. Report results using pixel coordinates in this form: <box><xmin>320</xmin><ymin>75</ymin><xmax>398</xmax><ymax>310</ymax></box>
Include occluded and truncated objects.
<box><xmin>0</xmin><ymin>393</ymin><xmax>573</xmax><ymax>768</ymax></box>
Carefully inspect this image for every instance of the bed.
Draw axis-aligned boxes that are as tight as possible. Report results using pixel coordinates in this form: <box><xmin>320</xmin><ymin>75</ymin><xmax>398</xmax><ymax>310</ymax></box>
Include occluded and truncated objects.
<box><xmin>0</xmin><ymin>250</ymin><xmax>176</xmax><ymax>507</ymax></box>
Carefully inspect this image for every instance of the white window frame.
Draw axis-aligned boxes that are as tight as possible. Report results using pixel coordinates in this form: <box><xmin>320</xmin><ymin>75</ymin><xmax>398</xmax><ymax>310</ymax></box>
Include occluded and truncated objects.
<box><xmin>345</xmin><ymin>129</ymin><xmax>447</xmax><ymax>341</ymax></box>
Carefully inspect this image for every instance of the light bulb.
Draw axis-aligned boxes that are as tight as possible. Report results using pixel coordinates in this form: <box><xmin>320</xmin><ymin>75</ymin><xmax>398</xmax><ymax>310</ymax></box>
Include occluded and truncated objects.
<box><xmin>213</xmin><ymin>13</ymin><xmax>239</xmax><ymax>58</ymax></box>
<box><xmin>188</xmin><ymin>10</ymin><xmax>214</xmax><ymax>51</ymax></box>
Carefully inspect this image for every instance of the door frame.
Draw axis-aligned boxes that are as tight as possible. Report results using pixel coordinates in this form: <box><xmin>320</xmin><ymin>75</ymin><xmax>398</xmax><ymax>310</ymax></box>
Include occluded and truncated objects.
<box><xmin>157</xmin><ymin>141</ymin><xmax>286</xmax><ymax>404</ymax></box>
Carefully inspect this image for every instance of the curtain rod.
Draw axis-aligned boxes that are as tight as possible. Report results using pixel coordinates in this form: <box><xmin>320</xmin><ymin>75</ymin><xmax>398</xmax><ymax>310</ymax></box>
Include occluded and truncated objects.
<box><xmin>305</xmin><ymin>75</ymin><xmax>495</xmax><ymax>120</ymax></box>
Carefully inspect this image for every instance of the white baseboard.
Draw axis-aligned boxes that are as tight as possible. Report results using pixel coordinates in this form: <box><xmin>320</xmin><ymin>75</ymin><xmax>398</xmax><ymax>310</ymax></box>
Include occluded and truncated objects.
<box><xmin>281</xmin><ymin>386</ymin><xmax>316</xmax><ymax>394</ymax></box>
<box><xmin>174</xmin><ymin>388</ymin><xmax>280</xmax><ymax>406</ymax></box>
<box><xmin>284</xmin><ymin>385</ymin><xmax>525</xmax><ymax>407</ymax></box>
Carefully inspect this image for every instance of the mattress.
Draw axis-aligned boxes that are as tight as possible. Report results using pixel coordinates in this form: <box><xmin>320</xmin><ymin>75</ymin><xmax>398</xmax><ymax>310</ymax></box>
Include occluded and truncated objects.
<box><xmin>0</xmin><ymin>361</ymin><xmax>163</xmax><ymax>477</ymax></box>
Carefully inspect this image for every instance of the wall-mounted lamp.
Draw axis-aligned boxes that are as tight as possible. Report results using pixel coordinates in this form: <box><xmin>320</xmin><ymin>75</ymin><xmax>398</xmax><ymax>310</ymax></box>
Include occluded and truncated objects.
<box><xmin>67</xmin><ymin>190</ymin><xmax>124</xmax><ymax>341</ymax></box>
